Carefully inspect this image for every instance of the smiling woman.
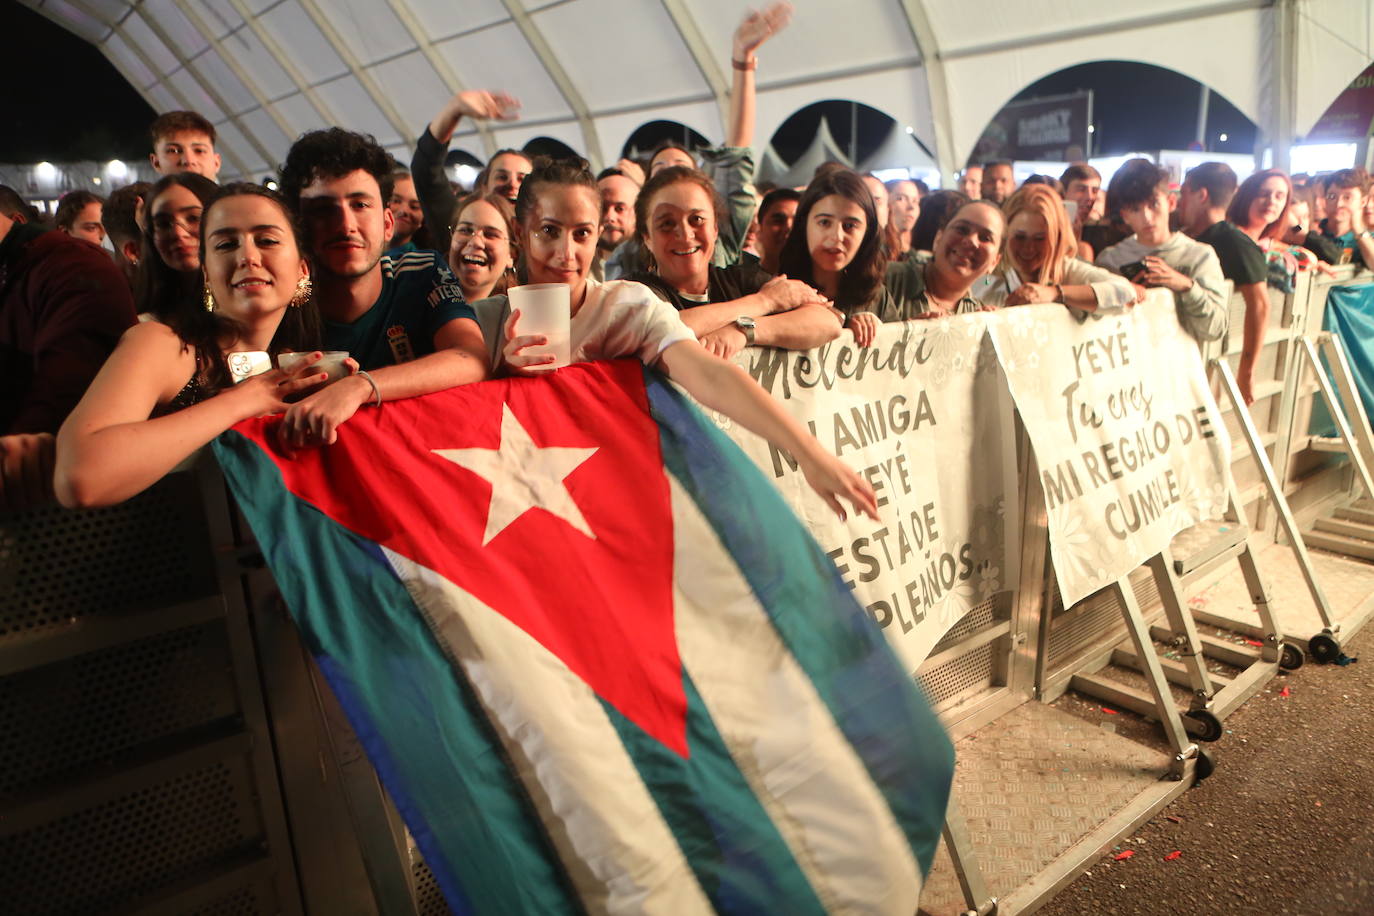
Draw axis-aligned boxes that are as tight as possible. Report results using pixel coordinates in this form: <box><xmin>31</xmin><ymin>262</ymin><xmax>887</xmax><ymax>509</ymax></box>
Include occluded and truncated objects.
<box><xmin>54</xmin><ymin>184</ymin><xmax>328</xmax><ymax>509</ymax></box>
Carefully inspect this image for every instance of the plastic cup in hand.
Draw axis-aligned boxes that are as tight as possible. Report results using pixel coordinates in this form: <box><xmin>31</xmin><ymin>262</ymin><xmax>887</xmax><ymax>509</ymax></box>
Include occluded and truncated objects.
<box><xmin>509</xmin><ymin>283</ymin><xmax>571</xmax><ymax>371</ymax></box>
<box><xmin>279</xmin><ymin>351</ymin><xmax>351</xmax><ymax>382</ymax></box>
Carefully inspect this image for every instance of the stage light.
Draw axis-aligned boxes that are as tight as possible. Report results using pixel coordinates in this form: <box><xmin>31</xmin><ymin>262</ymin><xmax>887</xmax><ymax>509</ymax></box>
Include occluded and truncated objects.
<box><xmin>107</xmin><ymin>159</ymin><xmax>128</xmax><ymax>180</ymax></box>
<box><xmin>35</xmin><ymin>161</ymin><xmax>56</xmax><ymax>182</ymax></box>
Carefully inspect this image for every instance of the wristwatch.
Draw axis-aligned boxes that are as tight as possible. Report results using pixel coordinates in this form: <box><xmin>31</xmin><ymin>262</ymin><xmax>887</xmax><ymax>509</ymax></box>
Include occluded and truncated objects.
<box><xmin>734</xmin><ymin>316</ymin><xmax>756</xmax><ymax>345</ymax></box>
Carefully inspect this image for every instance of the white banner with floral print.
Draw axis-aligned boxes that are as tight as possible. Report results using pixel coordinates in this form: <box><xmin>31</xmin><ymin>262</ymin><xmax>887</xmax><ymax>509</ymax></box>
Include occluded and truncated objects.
<box><xmin>703</xmin><ymin>315</ymin><xmax>1020</xmax><ymax>673</ymax></box>
<box><xmin>988</xmin><ymin>292</ymin><xmax>1231</xmax><ymax>608</ymax></box>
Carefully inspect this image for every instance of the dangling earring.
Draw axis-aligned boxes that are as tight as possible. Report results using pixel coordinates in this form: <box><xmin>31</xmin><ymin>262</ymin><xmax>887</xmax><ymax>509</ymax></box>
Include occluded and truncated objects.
<box><xmin>203</xmin><ymin>283</ymin><xmax>216</xmax><ymax>313</ymax></box>
<box><xmin>290</xmin><ymin>276</ymin><xmax>312</xmax><ymax>308</ymax></box>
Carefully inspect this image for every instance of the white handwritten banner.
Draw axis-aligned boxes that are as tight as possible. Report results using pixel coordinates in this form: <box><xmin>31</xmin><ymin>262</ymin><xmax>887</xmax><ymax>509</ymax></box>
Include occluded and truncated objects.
<box><xmin>703</xmin><ymin>317</ymin><xmax>1019</xmax><ymax>673</ymax></box>
<box><xmin>988</xmin><ymin>293</ymin><xmax>1231</xmax><ymax>607</ymax></box>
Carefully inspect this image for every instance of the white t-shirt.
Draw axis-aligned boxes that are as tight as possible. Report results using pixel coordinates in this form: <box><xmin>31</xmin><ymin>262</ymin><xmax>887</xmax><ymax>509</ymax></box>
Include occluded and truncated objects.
<box><xmin>475</xmin><ymin>278</ymin><xmax>697</xmax><ymax>370</ymax></box>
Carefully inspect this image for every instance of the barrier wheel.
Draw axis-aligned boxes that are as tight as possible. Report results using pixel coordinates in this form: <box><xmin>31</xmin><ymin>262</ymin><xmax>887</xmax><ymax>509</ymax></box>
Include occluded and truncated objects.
<box><xmin>1279</xmin><ymin>642</ymin><xmax>1304</xmax><ymax>671</ymax></box>
<box><xmin>1194</xmin><ymin>747</ymin><xmax>1217</xmax><ymax>781</ymax></box>
<box><xmin>1309</xmin><ymin>633</ymin><xmax>1342</xmax><ymax>664</ymax></box>
<box><xmin>1183</xmin><ymin>709</ymin><xmax>1224</xmax><ymax>742</ymax></box>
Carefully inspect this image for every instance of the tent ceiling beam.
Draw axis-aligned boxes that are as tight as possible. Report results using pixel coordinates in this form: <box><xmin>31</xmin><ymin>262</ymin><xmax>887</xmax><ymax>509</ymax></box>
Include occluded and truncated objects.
<box><xmin>225</xmin><ymin>0</ymin><xmax>342</xmax><ymax>140</ymax></box>
<box><xmin>294</xmin><ymin>0</ymin><xmax>415</xmax><ymax>150</ymax></box>
<box><xmin>172</xmin><ymin>0</ymin><xmax>298</xmax><ymax>151</ymax></box>
<box><xmin>943</xmin><ymin>0</ymin><xmax>1267</xmax><ymax>62</ymax></box>
<box><xmin>128</xmin><ymin>2</ymin><xmax>277</xmax><ymax>172</ymax></box>
<box><xmin>385</xmin><ymin>0</ymin><xmax>497</xmax><ymax>158</ymax></box>
<box><xmin>498</xmin><ymin>0</ymin><xmax>605</xmax><ymax>169</ymax></box>
<box><xmin>65</xmin><ymin>0</ymin><xmax>254</xmax><ymax>178</ymax></box>
<box><xmin>897</xmin><ymin>1</ymin><xmax>955</xmax><ymax>175</ymax></box>
<box><xmin>658</xmin><ymin>0</ymin><xmax>730</xmax><ymax>139</ymax></box>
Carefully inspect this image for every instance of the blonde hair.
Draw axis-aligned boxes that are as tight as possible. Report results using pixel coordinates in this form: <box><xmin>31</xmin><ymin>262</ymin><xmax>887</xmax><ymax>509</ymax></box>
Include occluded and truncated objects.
<box><xmin>1001</xmin><ymin>184</ymin><xmax>1077</xmax><ymax>285</ymax></box>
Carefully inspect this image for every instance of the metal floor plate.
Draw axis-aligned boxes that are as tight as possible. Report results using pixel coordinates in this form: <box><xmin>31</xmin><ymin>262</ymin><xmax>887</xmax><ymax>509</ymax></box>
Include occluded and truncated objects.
<box><xmin>918</xmin><ymin>702</ymin><xmax>1171</xmax><ymax>915</ymax></box>
<box><xmin>1188</xmin><ymin>542</ymin><xmax>1374</xmax><ymax>643</ymax></box>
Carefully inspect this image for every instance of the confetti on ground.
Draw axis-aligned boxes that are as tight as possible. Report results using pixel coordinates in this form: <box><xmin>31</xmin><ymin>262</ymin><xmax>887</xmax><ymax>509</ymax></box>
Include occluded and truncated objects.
<box><xmin>1164</xmin><ymin>851</ymin><xmax>1182</xmax><ymax>861</ymax></box>
<box><xmin>1336</xmin><ymin>654</ymin><xmax>1359</xmax><ymax>666</ymax></box>
<box><xmin>1245</xmin><ymin>639</ymin><xmax>1265</xmax><ymax>647</ymax></box>
<box><xmin>1166</xmin><ymin>815</ymin><xmax>1182</xmax><ymax>823</ymax></box>
<box><xmin>1280</xmin><ymin>686</ymin><xmax>1291</xmax><ymax>698</ymax></box>
<box><xmin>1114</xmin><ymin>850</ymin><xmax>1135</xmax><ymax>861</ymax></box>
<box><xmin>1102</xmin><ymin>707</ymin><xmax>1120</xmax><ymax>715</ymax></box>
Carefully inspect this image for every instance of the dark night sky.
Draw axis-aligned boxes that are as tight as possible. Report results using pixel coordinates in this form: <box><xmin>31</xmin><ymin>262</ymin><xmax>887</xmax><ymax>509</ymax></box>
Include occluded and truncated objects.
<box><xmin>3</xmin><ymin>2</ymin><xmax>1265</xmax><ymax>168</ymax></box>
<box><xmin>2</xmin><ymin>1</ymin><xmax>154</xmax><ymax>162</ymax></box>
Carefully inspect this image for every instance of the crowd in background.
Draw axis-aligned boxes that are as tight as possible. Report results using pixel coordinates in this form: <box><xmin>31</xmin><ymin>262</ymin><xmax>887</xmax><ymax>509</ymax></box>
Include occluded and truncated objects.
<box><xmin>4</xmin><ymin>0</ymin><xmax>1373</xmax><ymax>518</ymax></box>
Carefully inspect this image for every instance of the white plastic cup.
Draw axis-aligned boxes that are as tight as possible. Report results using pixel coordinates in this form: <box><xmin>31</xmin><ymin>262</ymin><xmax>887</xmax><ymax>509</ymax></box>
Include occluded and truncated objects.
<box><xmin>509</xmin><ymin>283</ymin><xmax>571</xmax><ymax>371</ymax></box>
<box><xmin>279</xmin><ymin>350</ymin><xmax>351</xmax><ymax>382</ymax></box>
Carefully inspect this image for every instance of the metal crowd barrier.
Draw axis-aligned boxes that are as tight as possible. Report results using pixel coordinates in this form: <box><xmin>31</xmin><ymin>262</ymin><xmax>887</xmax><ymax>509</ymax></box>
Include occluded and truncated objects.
<box><xmin>4</xmin><ymin>268</ymin><xmax>1373</xmax><ymax>915</ymax></box>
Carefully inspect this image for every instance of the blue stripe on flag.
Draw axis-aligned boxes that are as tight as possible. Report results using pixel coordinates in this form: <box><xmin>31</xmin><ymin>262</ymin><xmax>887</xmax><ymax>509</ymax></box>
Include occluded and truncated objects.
<box><xmin>642</xmin><ymin>369</ymin><xmax>956</xmax><ymax>877</ymax></box>
<box><xmin>213</xmin><ymin>431</ymin><xmax>584</xmax><ymax>916</ymax></box>
<box><xmin>599</xmin><ymin>673</ymin><xmax>827</xmax><ymax>915</ymax></box>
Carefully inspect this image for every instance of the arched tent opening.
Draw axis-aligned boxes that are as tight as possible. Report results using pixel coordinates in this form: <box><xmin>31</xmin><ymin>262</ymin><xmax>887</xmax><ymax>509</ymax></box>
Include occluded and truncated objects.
<box><xmin>765</xmin><ymin>100</ymin><xmax>933</xmax><ymax>188</ymax></box>
<box><xmin>621</xmin><ymin>121</ymin><xmax>711</xmax><ymax>163</ymax></box>
<box><xmin>523</xmin><ymin>136</ymin><xmax>579</xmax><ymax>161</ymax></box>
<box><xmin>965</xmin><ymin>61</ymin><xmax>1259</xmax><ymax>185</ymax></box>
<box><xmin>1296</xmin><ymin>61</ymin><xmax>1374</xmax><ymax>174</ymax></box>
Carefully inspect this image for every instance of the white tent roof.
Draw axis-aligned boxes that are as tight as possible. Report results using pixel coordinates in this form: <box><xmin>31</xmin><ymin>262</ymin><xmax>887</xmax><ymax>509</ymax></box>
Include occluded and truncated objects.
<box><xmin>21</xmin><ymin>0</ymin><xmax>1374</xmax><ymax>181</ymax></box>
<box><xmin>859</xmin><ymin>124</ymin><xmax>938</xmax><ymax>174</ymax></box>
<box><xmin>772</xmin><ymin>116</ymin><xmax>850</xmax><ymax>187</ymax></box>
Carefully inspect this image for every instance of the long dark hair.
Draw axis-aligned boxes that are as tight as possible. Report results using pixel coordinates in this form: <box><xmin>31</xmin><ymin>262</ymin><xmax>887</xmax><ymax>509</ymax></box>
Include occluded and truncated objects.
<box><xmin>777</xmin><ymin>168</ymin><xmax>886</xmax><ymax>314</ymax></box>
<box><xmin>1227</xmin><ymin>169</ymin><xmax>1293</xmax><ymax>242</ymax></box>
<box><xmin>135</xmin><ymin>172</ymin><xmax>219</xmax><ymax>321</ymax></box>
<box><xmin>166</xmin><ymin>183</ymin><xmax>321</xmax><ymax>395</ymax></box>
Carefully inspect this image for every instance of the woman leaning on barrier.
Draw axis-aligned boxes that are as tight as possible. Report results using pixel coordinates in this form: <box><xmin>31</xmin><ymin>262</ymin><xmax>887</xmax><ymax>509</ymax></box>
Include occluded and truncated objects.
<box><xmin>776</xmin><ymin>167</ymin><xmax>895</xmax><ymax>348</ymax></box>
<box><xmin>54</xmin><ymin>184</ymin><xmax>338</xmax><ymax>509</ymax></box>
<box><xmin>626</xmin><ymin>165</ymin><xmax>840</xmax><ymax>361</ymax></box>
<box><xmin>976</xmin><ymin>184</ymin><xmax>1141</xmax><ymax>314</ymax></box>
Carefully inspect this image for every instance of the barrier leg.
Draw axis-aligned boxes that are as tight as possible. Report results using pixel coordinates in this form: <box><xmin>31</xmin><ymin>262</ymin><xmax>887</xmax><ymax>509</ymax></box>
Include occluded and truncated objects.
<box><xmin>1298</xmin><ymin>336</ymin><xmax>1374</xmax><ymax>499</ymax></box>
<box><xmin>1146</xmin><ymin>551</ymin><xmax>1218</xmax><ymax>726</ymax></box>
<box><xmin>1212</xmin><ymin>358</ymin><xmax>1341</xmax><ymax>647</ymax></box>
<box><xmin>941</xmin><ymin>793</ymin><xmax>998</xmax><ymax>916</ymax></box>
<box><xmin>1108</xmin><ymin>576</ymin><xmax>1203</xmax><ymax>781</ymax></box>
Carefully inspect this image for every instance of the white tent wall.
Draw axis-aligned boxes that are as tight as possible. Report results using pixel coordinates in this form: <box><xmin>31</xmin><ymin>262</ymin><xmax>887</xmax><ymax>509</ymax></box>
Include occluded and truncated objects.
<box><xmin>17</xmin><ymin>0</ymin><xmax>1374</xmax><ymax>183</ymax></box>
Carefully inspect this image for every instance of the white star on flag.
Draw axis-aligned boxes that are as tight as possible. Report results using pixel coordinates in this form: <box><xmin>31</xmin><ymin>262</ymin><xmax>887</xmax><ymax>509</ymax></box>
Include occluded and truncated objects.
<box><xmin>433</xmin><ymin>404</ymin><xmax>599</xmax><ymax>546</ymax></box>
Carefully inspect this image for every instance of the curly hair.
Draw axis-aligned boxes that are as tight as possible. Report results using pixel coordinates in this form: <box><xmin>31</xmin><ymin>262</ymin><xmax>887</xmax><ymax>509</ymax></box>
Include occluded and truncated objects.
<box><xmin>776</xmin><ymin>167</ymin><xmax>886</xmax><ymax>314</ymax></box>
<box><xmin>278</xmin><ymin>128</ymin><xmax>394</xmax><ymax>215</ymax></box>
<box><xmin>167</xmin><ymin>183</ymin><xmax>321</xmax><ymax>395</ymax></box>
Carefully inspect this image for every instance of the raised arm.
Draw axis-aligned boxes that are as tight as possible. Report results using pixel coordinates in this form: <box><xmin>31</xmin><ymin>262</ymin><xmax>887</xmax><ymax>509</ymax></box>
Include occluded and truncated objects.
<box><xmin>656</xmin><ymin>338</ymin><xmax>877</xmax><ymax>521</ymax></box>
<box><xmin>414</xmin><ymin>91</ymin><xmax>521</xmax><ymax>254</ymax></box>
<box><xmin>727</xmin><ymin>2</ymin><xmax>792</xmax><ymax>148</ymax></box>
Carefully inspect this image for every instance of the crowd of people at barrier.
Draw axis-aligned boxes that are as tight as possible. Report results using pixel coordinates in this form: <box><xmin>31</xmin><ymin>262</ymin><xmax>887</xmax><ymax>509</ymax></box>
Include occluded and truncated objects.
<box><xmin>4</xmin><ymin>1</ymin><xmax>1374</xmax><ymax>520</ymax></box>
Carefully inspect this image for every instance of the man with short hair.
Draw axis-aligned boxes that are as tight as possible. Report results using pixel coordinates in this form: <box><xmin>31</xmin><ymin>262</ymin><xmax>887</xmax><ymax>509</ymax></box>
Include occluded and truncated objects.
<box><xmin>278</xmin><ymin>128</ymin><xmax>488</xmax><ymax>450</ymax></box>
<box><xmin>1096</xmin><ymin>158</ymin><xmax>1226</xmax><ymax>344</ymax></box>
<box><xmin>54</xmin><ymin>191</ymin><xmax>105</xmax><ymax>246</ymax></box>
<box><xmin>1179</xmin><ymin>161</ymin><xmax>1268</xmax><ymax>402</ymax></box>
<box><xmin>1318</xmin><ymin>169</ymin><xmax>1374</xmax><ymax>269</ymax></box>
<box><xmin>0</xmin><ymin>186</ymin><xmax>41</xmax><ymax>224</ymax></box>
<box><xmin>104</xmin><ymin>181</ymin><xmax>150</xmax><ymax>288</ymax></box>
<box><xmin>594</xmin><ymin>167</ymin><xmax>639</xmax><ymax>281</ymax></box>
<box><xmin>756</xmin><ymin>187</ymin><xmax>799</xmax><ymax>275</ymax></box>
<box><xmin>0</xmin><ymin>204</ymin><xmax>136</xmax><ymax>509</ymax></box>
<box><xmin>958</xmin><ymin>165</ymin><xmax>983</xmax><ymax>200</ymax></box>
<box><xmin>980</xmin><ymin>161</ymin><xmax>1015</xmax><ymax>205</ymax></box>
<box><xmin>148</xmin><ymin>111</ymin><xmax>221</xmax><ymax>181</ymax></box>
<box><xmin>387</xmin><ymin>169</ymin><xmax>425</xmax><ymax>257</ymax></box>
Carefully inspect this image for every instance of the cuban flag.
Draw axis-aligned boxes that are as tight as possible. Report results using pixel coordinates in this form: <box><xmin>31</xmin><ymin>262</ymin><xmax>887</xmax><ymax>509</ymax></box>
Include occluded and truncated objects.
<box><xmin>213</xmin><ymin>358</ymin><xmax>954</xmax><ymax>914</ymax></box>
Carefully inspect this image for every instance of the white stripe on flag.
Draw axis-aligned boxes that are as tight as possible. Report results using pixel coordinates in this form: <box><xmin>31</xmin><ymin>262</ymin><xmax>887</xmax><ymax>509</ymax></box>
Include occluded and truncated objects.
<box><xmin>382</xmin><ymin>547</ymin><xmax>713</xmax><ymax>916</ymax></box>
<box><xmin>667</xmin><ymin>479</ymin><xmax>924</xmax><ymax>914</ymax></box>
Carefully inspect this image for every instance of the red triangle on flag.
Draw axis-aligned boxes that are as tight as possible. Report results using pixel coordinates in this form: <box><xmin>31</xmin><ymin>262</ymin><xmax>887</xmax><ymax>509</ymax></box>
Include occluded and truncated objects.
<box><xmin>234</xmin><ymin>360</ymin><xmax>689</xmax><ymax>755</ymax></box>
